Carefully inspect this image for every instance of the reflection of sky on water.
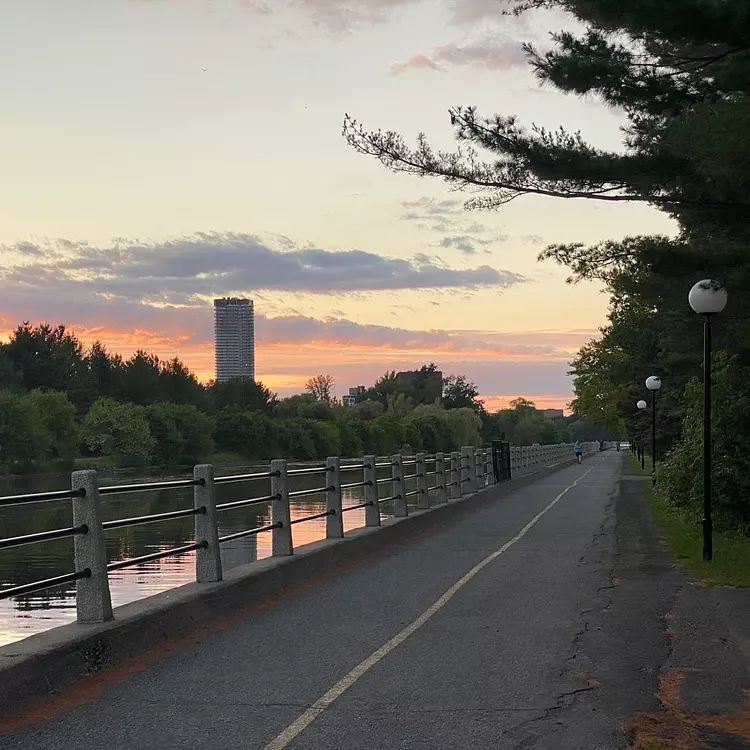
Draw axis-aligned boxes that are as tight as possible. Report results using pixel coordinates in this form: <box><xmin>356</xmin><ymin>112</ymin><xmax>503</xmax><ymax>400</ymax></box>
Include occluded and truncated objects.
<box><xmin>0</xmin><ymin>471</ymin><xmax>409</xmax><ymax>647</ymax></box>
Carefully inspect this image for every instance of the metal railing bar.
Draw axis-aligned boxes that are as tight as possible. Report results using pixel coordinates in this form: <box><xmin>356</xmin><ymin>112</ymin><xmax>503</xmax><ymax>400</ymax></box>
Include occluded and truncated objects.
<box><xmin>0</xmin><ymin>524</ymin><xmax>88</xmax><ymax>550</ymax></box>
<box><xmin>214</xmin><ymin>472</ymin><xmax>274</xmax><ymax>485</ymax></box>
<box><xmin>288</xmin><ymin>486</ymin><xmax>333</xmax><ymax>499</ymax></box>
<box><xmin>405</xmin><ymin>490</ymin><xmax>424</xmax><ymax>498</ymax></box>
<box><xmin>424</xmin><ymin>471</ymin><xmax>438</xmax><ymax>477</ymax></box>
<box><xmin>107</xmin><ymin>541</ymin><xmax>208</xmax><ymax>571</ymax></box>
<box><xmin>99</xmin><ymin>478</ymin><xmax>203</xmax><ymax>496</ymax></box>
<box><xmin>0</xmin><ymin>569</ymin><xmax>91</xmax><ymax>600</ymax></box>
<box><xmin>424</xmin><ymin>458</ymin><xmax>437</xmax><ymax>464</ymax></box>
<box><xmin>290</xmin><ymin>509</ymin><xmax>335</xmax><ymax>525</ymax></box>
<box><xmin>375</xmin><ymin>477</ymin><xmax>392</xmax><ymax>485</ymax></box>
<box><xmin>216</xmin><ymin>494</ymin><xmax>277</xmax><ymax>512</ymax></box>
<box><xmin>102</xmin><ymin>507</ymin><xmax>205</xmax><ymax>531</ymax></box>
<box><xmin>0</xmin><ymin>488</ymin><xmax>85</xmax><ymax>508</ymax></box>
<box><xmin>378</xmin><ymin>494</ymin><xmax>401</xmax><ymax>504</ymax></box>
<box><xmin>340</xmin><ymin>464</ymin><xmax>367</xmax><ymax>472</ymax></box>
<box><xmin>402</xmin><ymin>473</ymin><xmax>419</xmax><ymax>481</ymax></box>
<box><xmin>401</xmin><ymin>461</ymin><xmax>417</xmax><ymax>467</ymax></box>
<box><xmin>374</xmin><ymin>462</ymin><xmax>392</xmax><ymax>469</ymax></box>
<box><xmin>218</xmin><ymin>522</ymin><xmax>281</xmax><ymax>544</ymax></box>
<box><xmin>341</xmin><ymin>481</ymin><xmax>370</xmax><ymax>490</ymax></box>
<box><xmin>341</xmin><ymin>501</ymin><xmax>375</xmax><ymax>512</ymax></box>
<box><xmin>286</xmin><ymin>467</ymin><xmax>327</xmax><ymax>477</ymax></box>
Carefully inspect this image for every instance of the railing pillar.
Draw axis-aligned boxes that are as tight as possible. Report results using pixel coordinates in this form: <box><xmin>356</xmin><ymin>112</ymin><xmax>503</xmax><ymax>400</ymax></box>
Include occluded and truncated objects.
<box><xmin>461</xmin><ymin>446</ymin><xmax>476</xmax><ymax>494</ymax></box>
<box><xmin>271</xmin><ymin>459</ymin><xmax>293</xmax><ymax>556</ymax></box>
<box><xmin>435</xmin><ymin>452</ymin><xmax>447</xmax><ymax>504</ymax></box>
<box><xmin>363</xmin><ymin>454</ymin><xmax>380</xmax><ymax>527</ymax></box>
<box><xmin>71</xmin><ymin>470</ymin><xmax>113</xmax><ymax>624</ymax></box>
<box><xmin>194</xmin><ymin>464</ymin><xmax>222</xmax><ymax>583</ymax></box>
<box><xmin>415</xmin><ymin>452</ymin><xmax>429</xmax><ymax>509</ymax></box>
<box><xmin>474</xmin><ymin>449</ymin><xmax>483</xmax><ymax>490</ymax></box>
<box><xmin>391</xmin><ymin>454</ymin><xmax>407</xmax><ymax>517</ymax></box>
<box><xmin>450</xmin><ymin>451</ymin><xmax>461</xmax><ymax>499</ymax></box>
<box><xmin>485</xmin><ymin>449</ymin><xmax>493</xmax><ymax>485</ymax></box>
<box><xmin>326</xmin><ymin>456</ymin><xmax>344</xmax><ymax>539</ymax></box>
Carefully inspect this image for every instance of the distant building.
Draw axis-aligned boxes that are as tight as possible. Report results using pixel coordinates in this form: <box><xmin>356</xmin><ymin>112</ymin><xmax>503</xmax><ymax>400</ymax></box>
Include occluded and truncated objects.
<box><xmin>214</xmin><ymin>298</ymin><xmax>255</xmax><ymax>383</ymax></box>
<box><xmin>342</xmin><ymin>386</ymin><xmax>366</xmax><ymax>407</ymax></box>
<box><xmin>542</xmin><ymin>408</ymin><xmax>565</xmax><ymax>419</ymax></box>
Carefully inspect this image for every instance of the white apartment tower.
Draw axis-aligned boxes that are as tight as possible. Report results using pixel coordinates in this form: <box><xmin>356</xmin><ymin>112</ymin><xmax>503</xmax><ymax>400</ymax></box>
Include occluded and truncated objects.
<box><xmin>214</xmin><ymin>298</ymin><xmax>255</xmax><ymax>383</ymax></box>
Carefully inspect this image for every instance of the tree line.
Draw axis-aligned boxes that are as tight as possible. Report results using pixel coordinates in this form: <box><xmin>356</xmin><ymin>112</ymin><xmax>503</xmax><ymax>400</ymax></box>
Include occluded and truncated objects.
<box><xmin>0</xmin><ymin>325</ymin><xmax>600</xmax><ymax>472</ymax></box>
<box><xmin>344</xmin><ymin>0</ymin><xmax>750</xmax><ymax>531</ymax></box>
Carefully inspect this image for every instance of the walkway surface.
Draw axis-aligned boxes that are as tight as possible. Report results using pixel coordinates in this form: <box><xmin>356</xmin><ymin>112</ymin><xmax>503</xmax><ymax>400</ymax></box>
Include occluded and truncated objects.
<box><xmin>0</xmin><ymin>453</ymin><xmax>674</xmax><ymax>749</ymax></box>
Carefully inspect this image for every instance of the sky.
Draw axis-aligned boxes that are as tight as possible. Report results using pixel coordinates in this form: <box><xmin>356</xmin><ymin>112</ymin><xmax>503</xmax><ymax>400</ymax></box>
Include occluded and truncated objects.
<box><xmin>0</xmin><ymin>0</ymin><xmax>676</xmax><ymax>411</ymax></box>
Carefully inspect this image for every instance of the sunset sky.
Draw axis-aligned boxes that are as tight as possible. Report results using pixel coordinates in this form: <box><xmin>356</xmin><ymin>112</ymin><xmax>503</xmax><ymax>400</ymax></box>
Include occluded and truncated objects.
<box><xmin>1</xmin><ymin>0</ymin><xmax>676</xmax><ymax>411</ymax></box>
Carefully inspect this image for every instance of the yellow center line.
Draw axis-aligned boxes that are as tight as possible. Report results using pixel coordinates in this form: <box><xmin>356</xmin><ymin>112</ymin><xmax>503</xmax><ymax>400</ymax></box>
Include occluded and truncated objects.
<box><xmin>264</xmin><ymin>458</ymin><xmax>604</xmax><ymax>750</ymax></box>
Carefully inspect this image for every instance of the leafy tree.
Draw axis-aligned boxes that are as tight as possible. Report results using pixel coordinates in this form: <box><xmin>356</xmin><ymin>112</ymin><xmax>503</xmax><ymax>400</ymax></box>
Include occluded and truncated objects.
<box><xmin>305</xmin><ymin>374</ymin><xmax>335</xmax><ymax>404</ymax></box>
<box><xmin>0</xmin><ymin>391</ymin><xmax>49</xmax><ymax>470</ymax></box>
<box><xmin>81</xmin><ymin>398</ymin><xmax>154</xmax><ymax>466</ymax></box>
<box><xmin>214</xmin><ymin>409</ymin><xmax>277</xmax><ymax>460</ymax></box>
<box><xmin>208</xmin><ymin>377</ymin><xmax>277</xmax><ymax>414</ymax></box>
<box><xmin>4</xmin><ymin>323</ymin><xmax>88</xmax><ymax>409</ymax></box>
<box><xmin>146</xmin><ymin>404</ymin><xmax>186</xmax><ymax>466</ymax></box>
<box><xmin>349</xmin><ymin>399</ymin><xmax>385</xmax><ymax>420</ymax></box>
<box><xmin>120</xmin><ymin>351</ymin><xmax>162</xmax><ymax>405</ymax></box>
<box><xmin>365</xmin><ymin>371</ymin><xmax>400</xmax><ymax>405</ymax></box>
<box><xmin>25</xmin><ymin>389</ymin><xmax>78</xmax><ymax>461</ymax></box>
<box><xmin>442</xmin><ymin>375</ymin><xmax>484</xmax><ymax>412</ymax></box>
<box><xmin>275</xmin><ymin>394</ymin><xmax>318</xmax><ymax>420</ymax></box>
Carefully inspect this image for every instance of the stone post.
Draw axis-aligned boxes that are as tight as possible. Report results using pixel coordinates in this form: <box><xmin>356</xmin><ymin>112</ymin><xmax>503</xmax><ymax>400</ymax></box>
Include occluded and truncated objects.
<box><xmin>391</xmin><ymin>454</ymin><xmax>407</xmax><ymax>517</ymax></box>
<box><xmin>71</xmin><ymin>470</ymin><xmax>113</xmax><ymax>624</ymax></box>
<box><xmin>271</xmin><ymin>459</ymin><xmax>293</xmax><ymax>556</ymax></box>
<box><xmin>326</xmin><ymin>456</ymin><xmax>344</xmax><ymax>539</ymax></box>
<box><xmin>450</xmin><ymin>451</ymin><xmax>461</xmax><ymax>500</ymax></box>
<box><xmin>461</xmin><ymin>446</ymin><xmax>476</xmax><ymax>494</ymax></box>
<box><xmin>363</xmin><ymin>454</ymin><xmax>380</xmax><ymax>527</ymax></box>
<box><xmin>415</xmin><ymin>452</ymin><xmax>429</xmax><ymax>509</ymax></box>
<box><xmin>435</xmin><ymin>452</ymin><xmax>447</xmax><ymax>504</ymax></box>
<box><xmin>194</xmin><ymin>464</ymin><xmax>222</xmax><ymax>583</ymax></box>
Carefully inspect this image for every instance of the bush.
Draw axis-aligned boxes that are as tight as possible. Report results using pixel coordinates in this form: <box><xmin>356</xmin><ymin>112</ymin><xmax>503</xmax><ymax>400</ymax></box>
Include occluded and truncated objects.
<box><xmin>658</xmin><ymin>354</ymin><xmax>750</xmax><ymax>533</ymax></box>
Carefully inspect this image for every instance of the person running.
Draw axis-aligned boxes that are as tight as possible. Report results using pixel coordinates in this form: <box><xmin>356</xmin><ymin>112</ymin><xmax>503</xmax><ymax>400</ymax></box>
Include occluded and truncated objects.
<box><xmin>574</xmin><ymin>441</ymin><xmax>583</xmax><ymax>464</ymax></box>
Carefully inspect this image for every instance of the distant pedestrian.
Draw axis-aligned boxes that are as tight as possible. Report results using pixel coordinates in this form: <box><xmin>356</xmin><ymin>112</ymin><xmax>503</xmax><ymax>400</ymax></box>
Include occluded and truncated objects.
<box><xmin>574</xmin><ymin>441</ymin><xmax>583</xmax><ymax>464</ymax></box>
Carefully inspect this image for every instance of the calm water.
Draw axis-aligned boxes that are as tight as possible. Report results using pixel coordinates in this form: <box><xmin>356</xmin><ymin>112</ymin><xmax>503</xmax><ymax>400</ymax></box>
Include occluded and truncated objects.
<box><xmin>0</xmin><ymin>462</ymin><xmax>424</xmax><ymax>646</ymax></box>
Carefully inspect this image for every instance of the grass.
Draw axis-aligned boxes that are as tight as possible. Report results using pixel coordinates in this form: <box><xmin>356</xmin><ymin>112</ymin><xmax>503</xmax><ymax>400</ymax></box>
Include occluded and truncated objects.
<box><xmin>628</xmin><ymin>455</ymin><xmax>750</xmax><ymax>587</ymax></box>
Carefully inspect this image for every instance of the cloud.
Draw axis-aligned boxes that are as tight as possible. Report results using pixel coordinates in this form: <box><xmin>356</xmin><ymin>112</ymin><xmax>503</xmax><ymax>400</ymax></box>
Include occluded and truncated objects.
<box><xmin>390</xmin><ymin>53</ymin><xmax>443</xmax><ymax>75</ymax></box>
<box><xmin>391</xmin><ymin>37</ymin><xmax>528</xmax><ymax>74</ymax></box>
<box><xmin>0</xmin><ymin>233</ymin><xmax>524</xmax><ymax>304</ymax></box>
<box><xmin>438</xmin><ymin>236</ymin><xmax>480</xmax><ymax>256</ymax></box>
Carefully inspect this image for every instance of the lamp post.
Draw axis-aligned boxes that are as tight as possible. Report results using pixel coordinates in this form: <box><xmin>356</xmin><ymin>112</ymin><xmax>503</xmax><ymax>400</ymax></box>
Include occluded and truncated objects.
<box><xmin>645</xmin><ymin>376</ymin><xmax>661</xmax><ymax>483</ymax></box>
<box><xmin>688</xmin><ymin>279</ymin><xmax>728</xmax><ymax>562</ymax></box>
<box><xmin>637</xmin><ymin>399</ymin><xmax>647</xmax><ymax>470</ymax></box>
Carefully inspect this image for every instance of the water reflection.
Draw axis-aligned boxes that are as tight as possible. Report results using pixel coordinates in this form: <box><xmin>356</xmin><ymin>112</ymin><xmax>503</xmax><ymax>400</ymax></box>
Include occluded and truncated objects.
<box><xmin>0</xmin><ymin>463</ymin><xmax>424</xmax><ymax>646</ymax></box>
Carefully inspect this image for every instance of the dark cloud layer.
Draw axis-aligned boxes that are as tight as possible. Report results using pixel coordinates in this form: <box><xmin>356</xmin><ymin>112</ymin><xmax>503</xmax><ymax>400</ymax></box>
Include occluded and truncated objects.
<box><xmin>1</xmin><ymin>232</ymin><xmax>523</xmax><ymax>306</ymax></box>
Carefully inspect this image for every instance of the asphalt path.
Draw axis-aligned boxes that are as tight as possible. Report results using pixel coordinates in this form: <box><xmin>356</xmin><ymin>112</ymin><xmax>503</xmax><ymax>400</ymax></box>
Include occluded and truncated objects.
<box><xmin>1</xmin><ymin>452</ymin><xmax>662</xmax><ymax>749</ymax></box>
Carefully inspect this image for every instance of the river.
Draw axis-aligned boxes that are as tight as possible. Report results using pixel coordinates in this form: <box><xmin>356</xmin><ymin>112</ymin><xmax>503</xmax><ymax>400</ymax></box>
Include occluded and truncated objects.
<box><xmin>0</xmin><ymin>462</ymin><xmax>418</xmax><ymax>646</ymax></box>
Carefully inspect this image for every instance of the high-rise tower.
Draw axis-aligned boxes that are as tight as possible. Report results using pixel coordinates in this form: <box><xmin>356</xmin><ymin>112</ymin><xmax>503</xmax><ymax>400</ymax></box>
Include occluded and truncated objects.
<box><xmin>214</xmin><ymin>298</ymin><xmax>255</xmax><ymax>382</ymax></box>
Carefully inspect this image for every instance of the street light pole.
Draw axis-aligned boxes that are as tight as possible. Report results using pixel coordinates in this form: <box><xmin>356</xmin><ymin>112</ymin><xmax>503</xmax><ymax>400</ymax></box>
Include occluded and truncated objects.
<box><xmin>689</xmin><ymin>279</ymin><xmax>728</xmax><ymax>562</ymax></box>
<box><xmin>637</xmin><ymin>399</ymin><xmax>647</xmax><ymax>471</ymax></box>
<box><xmin>703</xmin><ymin>312</ymin><xmax>712</xmax><ymax>561</ymax></box>
<box><xmin>645</xmin><ymin>376</ymin><xmax>662</xmax><ymax>485</ymax></box>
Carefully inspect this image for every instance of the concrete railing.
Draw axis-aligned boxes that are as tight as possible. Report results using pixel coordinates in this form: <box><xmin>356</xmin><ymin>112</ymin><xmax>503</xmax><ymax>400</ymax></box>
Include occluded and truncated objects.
<box><xmin>0</xmin><ymin>441</ymin><xmax>606</xmax><ymax>627</ymax></box>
